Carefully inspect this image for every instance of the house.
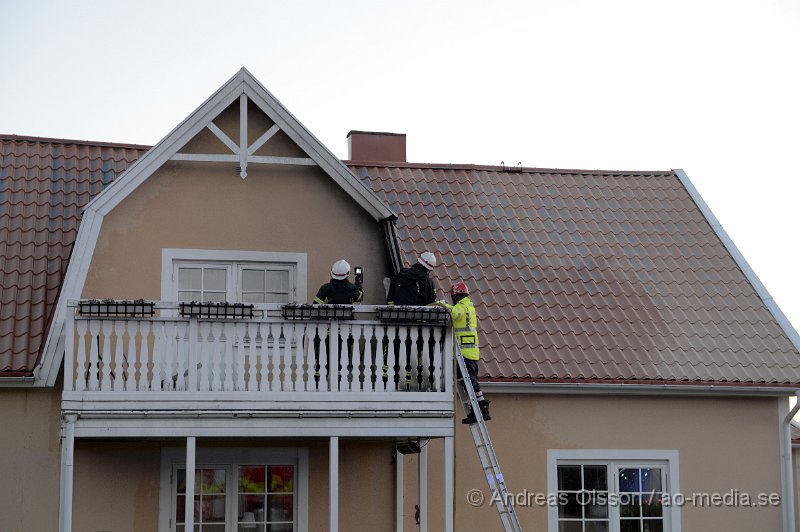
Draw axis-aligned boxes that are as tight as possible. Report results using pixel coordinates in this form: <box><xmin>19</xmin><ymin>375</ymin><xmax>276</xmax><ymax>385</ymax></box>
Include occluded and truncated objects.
<box><xmin>2</xmin><ymin>68</ymin><xmax>800</xmax><ymax>532</ymax></box>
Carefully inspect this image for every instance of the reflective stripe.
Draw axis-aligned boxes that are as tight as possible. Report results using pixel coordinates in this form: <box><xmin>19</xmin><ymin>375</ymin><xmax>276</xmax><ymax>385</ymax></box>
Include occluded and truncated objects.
<box><xmin>455</xmin><ymin>327</ymin><xmax>477</xmax><ymax>333</ymax></box>
<box><xmin>313</xmin><ymin>296</ymin><xmax>326</xmax><ymax>304</ymax></box>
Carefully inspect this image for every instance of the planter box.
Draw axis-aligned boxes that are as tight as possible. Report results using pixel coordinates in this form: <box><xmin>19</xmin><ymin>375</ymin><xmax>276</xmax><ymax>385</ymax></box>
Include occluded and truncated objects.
<box><xmin>179</xmin><ymin>302</ymin><xmax>254</xmax><ymax>319</ymax></box>
<box><xmin>78</xmin><ymin>300</ymin><xmax>155</xmax><ymax>318</ymax></box>
<box><xmin>375</xmin><ymin>306</ymin><xmax>449</xmax><ymax>324</ymax></box>
<box><xmin>282</xmin><ymin>303</ymin><xmax>354</xmax><ymax>320</ymax></box>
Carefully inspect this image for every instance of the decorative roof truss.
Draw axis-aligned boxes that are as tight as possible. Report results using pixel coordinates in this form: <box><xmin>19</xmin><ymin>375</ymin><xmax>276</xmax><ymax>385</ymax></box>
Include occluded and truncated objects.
<box><xmin>170</xmin><ymin>94</ymin><xmax>316</xmax><ymax>178</ymax></box>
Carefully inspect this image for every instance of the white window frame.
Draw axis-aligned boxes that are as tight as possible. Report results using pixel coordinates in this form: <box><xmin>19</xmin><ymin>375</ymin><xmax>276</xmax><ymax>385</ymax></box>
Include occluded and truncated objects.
<box><xmin>547</xmin><ymin>450</ymin><xmax>681</xmax><ymax>532</ymax></box>
<box><xmin>158</xmin><ymin>447</ymin><xmax>309</xmax><ymax>532</ymax></box>
<box><xmin>162</xmin><ymin>249</ymin><xmax>308</xmax><ymax>304</ymax></box>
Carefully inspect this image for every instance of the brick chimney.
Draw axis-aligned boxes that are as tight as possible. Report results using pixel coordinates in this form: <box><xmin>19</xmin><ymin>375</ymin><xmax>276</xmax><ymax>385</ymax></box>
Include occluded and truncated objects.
<box><xmin>347</xmin><ymin>131</ymin><xmax>406</xmax><ymax>162</ymax></box>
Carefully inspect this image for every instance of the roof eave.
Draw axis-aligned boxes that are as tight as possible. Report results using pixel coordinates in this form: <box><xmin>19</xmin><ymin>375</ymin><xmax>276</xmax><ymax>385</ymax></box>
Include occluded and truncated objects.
<box><xmin>482</xmin><ymin>380</ymin><xmax>800</xmax><ymax>397</ymax></box>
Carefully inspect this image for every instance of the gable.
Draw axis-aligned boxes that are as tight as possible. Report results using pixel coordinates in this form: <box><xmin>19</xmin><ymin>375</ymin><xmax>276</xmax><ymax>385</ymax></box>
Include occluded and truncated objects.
<box><xmin>28</xmin><ymin>68</ymin><xmax>396</xmax><ymax>386</ymax></box>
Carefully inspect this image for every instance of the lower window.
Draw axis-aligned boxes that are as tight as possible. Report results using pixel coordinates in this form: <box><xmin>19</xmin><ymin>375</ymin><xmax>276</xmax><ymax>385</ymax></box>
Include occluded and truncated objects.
<box><xmin>160</xmin><ymin>448</ymin><xmax>308</xmax><ymax>532</ymax></box>
<box><xmin>548</xmin><ymin>451</ymin><xmax>680</xmax><ymax>532</ymax></box>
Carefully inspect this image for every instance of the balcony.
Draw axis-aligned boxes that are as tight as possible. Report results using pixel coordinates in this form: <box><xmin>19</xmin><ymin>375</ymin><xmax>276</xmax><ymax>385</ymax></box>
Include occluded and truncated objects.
<box><xmin>62</xmin><ymin>301</ymin><xmax>455</xmax><ymax>438</ymax></box>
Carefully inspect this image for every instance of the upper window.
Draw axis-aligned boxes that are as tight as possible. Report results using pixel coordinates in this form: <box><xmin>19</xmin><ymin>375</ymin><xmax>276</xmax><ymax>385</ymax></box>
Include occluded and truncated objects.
<box><xmin>162</xmin><ymin>249</ymin><xmax>308</xmax><ymax>304</ymax></box>
<box><xmin>548</xmin><ymin>450</ymin><xmax>680</xmax><ymax>532</ymax></box>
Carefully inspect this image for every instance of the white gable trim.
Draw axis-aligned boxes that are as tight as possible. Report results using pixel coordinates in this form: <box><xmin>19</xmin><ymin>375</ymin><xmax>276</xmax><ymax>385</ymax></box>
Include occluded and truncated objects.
<box><xmin>34</xmin><ymin>67</ymin><xmax>395</xmax><ymax>386</ymax></box>
<box><xmin>674</xmin><ymin>169</ymin><xmax>800</xmax><ymax>356</ymax></box>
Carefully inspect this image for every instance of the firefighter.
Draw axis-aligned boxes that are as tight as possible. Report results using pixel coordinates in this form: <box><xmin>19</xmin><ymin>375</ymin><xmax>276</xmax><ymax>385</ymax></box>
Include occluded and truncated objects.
<box><xmin>314</xmin><ymin>259</ymin><xmax>363</xmax><ymax>304</ymax></box>
<box><xmin>435</xmin><ymin>281</ymin><xmax>491</xmax><ymax>424</ymax></box>
<box><xmin>313</xmin><ymin>259</ymin><xmax>362</xmax><ymax>388</ymax></box>
<box><xmin>387</xmin><ymin>251</ymin><xmax>437</xmax><ymax>305</ymax></box>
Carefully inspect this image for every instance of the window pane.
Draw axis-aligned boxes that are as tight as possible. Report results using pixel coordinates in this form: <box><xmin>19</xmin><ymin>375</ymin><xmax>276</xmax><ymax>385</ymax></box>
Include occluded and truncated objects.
<box><xmin>558</xmin><ymin>493</ymin><xmax>582</xmax><ymax>519</ymax></box>
<box><xmin>242</xmin><ymin>292</ymin><xmax>266</xmax><ymax>304</ymax></box>
<box><xmin>240</xmin><ymin>466</ymin><xmax>266</xmax><ymax>493</ymax></box>
<box><xmin>243</xmin><ymin>270</ymin><xmax>265</xmax><ymax>292</ymax></box>
<box><xmin>620</xmin><ymin>520</ymin><xmax>641</xmax><ymax>532</ymax></box>
<box><xmin>265</xmin><ymin>270</ymin><xmax>290</xmax><ymax>292</ymax></box>
<box><xmin>558</xmin><ymin>522</ymin><xmax>582</xmax><ymax>532</ymax></box>
<box><xmin>619</xmin><ymin>468</ymin><xmax>640</xmax><ymax>492</ymax></box>
<box><xmin>642</xmin><ymin>496</ymin><xmax>663</xmax><ymax>518</ymax></box>
<box><xmin>269</xmin><ymin>466</ymin><xmax>294</xmax><ymax>492</ymax></box>
<box><xmin>620</xmin><ymin>494</ymin><xmax>641</xmax><ymax>518</ymax></box>
<box><xmin>204</xmin><ymin>291</ymin><xmax>226</xmax><ymax>303</ymax></box>
<box><xmin>584</xmin><ymin>465</ymin><xmax>607</xmax><ymax>490</ymax></box>
<box><xmin>267</xmin><ymin>494</ymin><xmax>293</xmax><ymax>522</ymax></box>
<box><xmin>240</xmin><ymin>494</ymin><xmax>266</xmax><ymax>515</ymax></box>
<box><xmin>205</xmin><ymin>269</ymin><xmax>227</xmax><ymax>291</ymax></box>
<box><xmin>201</xmin><ymin>469</ymin><xmax>226</xmax><ymax>493</ymax></box>
<box><xmin>176</xmin><ymin>495</ymin><xmax>186</xmax><ymax>523</ymax></box>
<box><xmin>202</xmin><ymin>525</ymin><xmax>225</xmax><ymax>532</ymax></box>
<box><xmin>585</xmin><ymin>494</ymin><xmax>608</xmax><ymax>518</ymax></box>
<box><xmin>642</xmin><ymin>519</ymin><xmax>664</xmax><ymax>532</ymax></box>
<box><xmin>265</xmin><ymin>293</ymin><xmax>289</xmax><ymax>304</ymax></box>
<box><xmin>641</xmin><ymin>468</ymin><xmax>662</xmax><ymax>492</ymax></box>
<box><xmin>177</xmin><ymin>469</ymin><xmax>187</xmax><ymax>494</ymax></box>
<box><xmin>179</xmin><ymin>290</ymin><xmax>202</xmax><ymax>302</ymax></box>
<box><xmin>585</xmin><ymin>521</ymin><xmax>609</xmax><ymax>532</ymax></box>
<box><xmin>267</xmin><ymin>524</ymin><xmax>293</xmax><ymax>532</ymax></box>
<box><xmin>558</xmin><ymin>466</ymin><xmax>582</xmax><ymax>490</ymax></box>
<box><xmin>202</xmin><ymin>496</ymin><xmax>226</xmax><ymax>522</ymax></box>
<box><xmin>179</xmin><ymin>268</ymin><xmax>202</xmax><ymax>290</ymax></box>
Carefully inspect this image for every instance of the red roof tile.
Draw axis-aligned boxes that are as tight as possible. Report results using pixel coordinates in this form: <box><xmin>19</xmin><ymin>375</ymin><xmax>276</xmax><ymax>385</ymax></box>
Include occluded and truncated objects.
<box><xmin>355</xmin><ymin>163</ymin><xmax>800</xmax><ymax>385</ymax></box>
<box><xmin>0</xmin><ymin>136</ymin><xmax>149</xmax><ymax>375</ymax></box>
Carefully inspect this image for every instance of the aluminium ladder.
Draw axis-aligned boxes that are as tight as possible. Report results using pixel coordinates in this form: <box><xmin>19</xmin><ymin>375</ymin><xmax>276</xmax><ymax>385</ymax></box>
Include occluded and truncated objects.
<box><xmin>455</xmin><ymin>343</ymin><xmax>523</xmax><ymax>532</ymax></box>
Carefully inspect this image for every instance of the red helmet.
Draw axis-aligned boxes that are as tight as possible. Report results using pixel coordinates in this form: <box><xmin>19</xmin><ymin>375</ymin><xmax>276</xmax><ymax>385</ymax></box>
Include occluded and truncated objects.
<box><xmin>451</xmin><ymin>282</ymin><xmax>469</xmax><ymax>296</ymax></box>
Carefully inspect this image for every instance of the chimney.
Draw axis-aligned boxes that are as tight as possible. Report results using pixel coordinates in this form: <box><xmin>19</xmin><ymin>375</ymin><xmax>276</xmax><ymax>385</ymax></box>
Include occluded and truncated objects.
<box><xmin>347</xmin><ymin>131</ymin><xmax>406</xmax><ymax>163</ymax></box>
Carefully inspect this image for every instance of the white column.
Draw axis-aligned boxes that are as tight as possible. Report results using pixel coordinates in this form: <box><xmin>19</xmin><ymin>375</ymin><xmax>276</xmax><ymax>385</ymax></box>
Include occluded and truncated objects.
<box><xmin>59</xmin><ymin>415</ymin><xmax>76</xmax><ymax>532</ymax></box>
<box><xmin>396</xmin><ymin>449</ymin><xmax>404</xmax><ymax>532</ymax></box>
<box><xmin>330</xmin><ymin>436</ymin><xmax>339</xmax><ymax>532</ymax></box>
<box><xmin>185</xmin><ymin>437</ymin><xmax>196</xmax><ymax>530</ymax></box>
<box><xmin>419</xmin><ymin>443</ymin><xmax>428</xmax><ymax>532</ymax></box>
<box><xmin>444</xmin><ymin>436</ymin><xmax>454</xmax><ymax>532</ymax></box>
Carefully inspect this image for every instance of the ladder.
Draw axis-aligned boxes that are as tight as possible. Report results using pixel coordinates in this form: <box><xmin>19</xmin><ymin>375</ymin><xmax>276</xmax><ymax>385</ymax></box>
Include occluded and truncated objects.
<box><xmin>455</xmin><ymin>344</ymin><xmax>523</xmax><ymax>532</ymax></box>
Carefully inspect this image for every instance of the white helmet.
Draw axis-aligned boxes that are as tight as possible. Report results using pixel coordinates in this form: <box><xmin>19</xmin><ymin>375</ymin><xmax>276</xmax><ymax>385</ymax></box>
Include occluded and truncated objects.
<box><xmin>331</xmin><ymin>259</ymin><xmax>351</xmax><ymax>280</ymax></box>
<box><xmin>417</xmin><ymin>251</ymin><xmax>437</xmax><ymax>270</ymax></box>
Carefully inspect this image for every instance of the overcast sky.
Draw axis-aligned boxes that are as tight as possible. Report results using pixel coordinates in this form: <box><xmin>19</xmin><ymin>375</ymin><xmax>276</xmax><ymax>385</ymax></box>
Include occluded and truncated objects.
<box><xmin>2</xmin><ymin>0</ymin><xmax>799</xmax><ymax>333</ymax></box>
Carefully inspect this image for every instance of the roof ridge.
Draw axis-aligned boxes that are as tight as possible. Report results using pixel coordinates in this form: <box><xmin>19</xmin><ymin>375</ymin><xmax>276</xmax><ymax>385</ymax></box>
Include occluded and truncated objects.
<box><xmin>347</xmin><ymin>160</ymin><xmax>675</xmax><ymax>175</ymax></box>
<box><xmin>1</xmin><ymin>134</ymin><xmax>152</xmax><ymax>151</ymax></box>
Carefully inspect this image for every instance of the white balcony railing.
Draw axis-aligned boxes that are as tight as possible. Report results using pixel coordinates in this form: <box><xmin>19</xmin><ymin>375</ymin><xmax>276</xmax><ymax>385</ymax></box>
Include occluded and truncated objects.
<box><xmin>64</xmin><ymin>303</ymin><xmax>454</xmax><ymax>398</ymax></box>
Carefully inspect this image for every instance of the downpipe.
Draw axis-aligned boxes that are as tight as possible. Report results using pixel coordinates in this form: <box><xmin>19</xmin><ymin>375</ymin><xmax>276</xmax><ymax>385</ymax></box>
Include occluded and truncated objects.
<box><xmin>783</xmin><ymin>393</ymin><xmax>800</xmax><ymax>532</ymax></box>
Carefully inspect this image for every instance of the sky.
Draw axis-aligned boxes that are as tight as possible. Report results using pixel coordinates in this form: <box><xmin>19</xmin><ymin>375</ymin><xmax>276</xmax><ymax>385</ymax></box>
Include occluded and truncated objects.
<box><xmin>2</xmin><ymin>0</ymin><xmax>800</xmax><ymax>333</ymax></box>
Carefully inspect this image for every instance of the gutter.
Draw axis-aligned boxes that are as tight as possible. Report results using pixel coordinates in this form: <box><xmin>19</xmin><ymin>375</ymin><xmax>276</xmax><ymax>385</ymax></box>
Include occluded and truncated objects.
<box><xmin>0</xmin><ymin>376</ymin><xmax>37</xmax><ymax>387</ymax></box>
<box><xmin>783</xmin><ymin>394</ymin><xmax>800</xmax><ymax>532</ymax></box>
<box><xmin>481</xmin><ymin>381</ymin><xmax>800</xmax><ymax>397</ymax></box>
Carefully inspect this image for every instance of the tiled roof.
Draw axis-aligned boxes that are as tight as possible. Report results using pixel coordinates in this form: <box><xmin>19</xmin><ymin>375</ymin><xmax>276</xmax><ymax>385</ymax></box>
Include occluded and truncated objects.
<box><xmin>3</xmin><ymin>135</ymin><xmax>799</xmax><ymax>385</ymax></box>
<box><xmin>354</xmin><ymin>162</ymin><xmax>800</xmax><ymax>385</ymax></box>
<box><xmin>0</xmin><ymin>136</ymin><xmax>149</xmax><ymax>376</ymax></box>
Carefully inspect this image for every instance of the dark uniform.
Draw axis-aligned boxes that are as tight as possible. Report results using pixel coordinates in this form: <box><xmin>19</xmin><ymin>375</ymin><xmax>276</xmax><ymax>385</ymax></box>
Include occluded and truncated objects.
<box><xmin>314</xmin><ymin>278</ymin><xmax>363</xmax><ymax>305</ymax></box>
<box><xmin>387</xmin><ymin>263</ymin><xmax>436</xmax><ymax>305</ymax></box>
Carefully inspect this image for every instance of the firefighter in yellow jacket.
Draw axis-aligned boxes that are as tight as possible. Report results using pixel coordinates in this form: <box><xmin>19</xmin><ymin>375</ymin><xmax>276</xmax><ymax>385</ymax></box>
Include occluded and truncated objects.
<box><xmin>435</xmin><ymin>281</ymin><xmax>491</xmax><ymax>424</ymax></box>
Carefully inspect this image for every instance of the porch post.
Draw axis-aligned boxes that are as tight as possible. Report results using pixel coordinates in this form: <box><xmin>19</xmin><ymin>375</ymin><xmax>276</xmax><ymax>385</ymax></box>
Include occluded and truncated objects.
<box><xmin>330</xmin><ymin>436</ymin><xmax>339</xmax><ymax>532</ymax></box>
<box><xmin>444</xmin><ymin>436</ymin><xmax>454</xmax><ymax>532</ymax></box>
<box><xmin>185</xmin><ymin>437</ymin><xmax>196</xmax><ymax>530</ymax></box>
<box><xmin>419</xmin><ymin>443</ymin><xmax>428</xmax><ymax>532</ymax></box>
<box><xmin>396</xmin><ymin>449</ymin><xmax>404</xmax><ymax>531</ymax></box>
<box><xmin>58</xmin><ymin>414</ymin><xmax>76</xmax><ymax>532</ymax></box>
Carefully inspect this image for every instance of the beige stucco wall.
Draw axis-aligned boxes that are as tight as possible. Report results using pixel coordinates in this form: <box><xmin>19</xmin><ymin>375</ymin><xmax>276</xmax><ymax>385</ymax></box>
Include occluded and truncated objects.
<box><xmin>0</xmin><ymin>384</ymin><xmax>62</xmax><ymax>532</ymax></box>
<box><xmin>397</xmin><ymin>394</ymin><xmax>785</xmax><ymax>531</ymax></box>
<box><xmin>82</xmin><ymin>102</ymin><xmax>391</xmax><ymax>305</ymax></box>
